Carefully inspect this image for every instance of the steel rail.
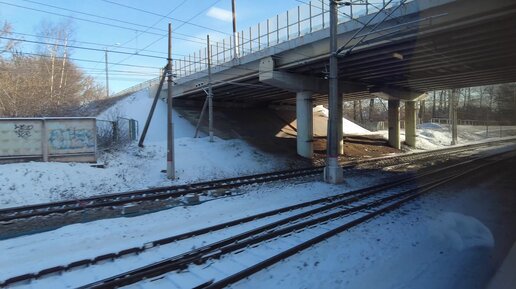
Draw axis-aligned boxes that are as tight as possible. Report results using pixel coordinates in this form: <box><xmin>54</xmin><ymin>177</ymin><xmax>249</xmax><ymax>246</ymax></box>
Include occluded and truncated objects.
<box><xmin>1</xmin><ymin>139</ymin><xmax>512</xmax><ymax>225</ymax></box>
<box><xmin>202</xmin><ymin>158</ymin><xmax>509</xmax><ymax>289</ymax></box>
<box><xmin>0</xmin><ymin>150</ymin><xmax>497</xmax><ymax>287</ymax></box>
<box><xmin>82</xmin><ymin>152</ymin><xmax>510</xmax><ymax>289</ymax></box>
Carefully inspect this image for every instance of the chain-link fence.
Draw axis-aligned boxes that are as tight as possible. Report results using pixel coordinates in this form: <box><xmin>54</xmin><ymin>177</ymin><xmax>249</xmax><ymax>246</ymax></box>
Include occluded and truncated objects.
<box><xmin>96</xmin><ymin>118</ymin><xmax>138</xmax><ymax>149</ymax></box>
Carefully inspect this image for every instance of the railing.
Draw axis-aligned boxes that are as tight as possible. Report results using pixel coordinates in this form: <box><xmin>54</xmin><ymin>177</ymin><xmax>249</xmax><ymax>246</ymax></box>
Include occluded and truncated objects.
<box><xmin>114</xmin><ymin>0</ymin><xmax>410</xmax><ymax>97</ymax></box>
<box><xmin>430</xmin><ymin>118</ymin><xmax>516</xmax><ymax>126</ymax></box>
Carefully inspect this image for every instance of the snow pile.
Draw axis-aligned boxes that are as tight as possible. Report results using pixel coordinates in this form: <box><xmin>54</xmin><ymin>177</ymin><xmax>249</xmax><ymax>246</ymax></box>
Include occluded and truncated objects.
<box><xmin>0</xmin><ymin>90</ymin><xmax>293</xmax><ymax>208</ymax></box>
<box><xmin>378</xmin><ymin>122</ymin><xmax>516</xmax><ymax>150</ymax></box>
<box><xmin>429</xmin><ymin>212</ymin><xmax>494</xmax><ymax>251</ymax></box>
<box><xmin>98</xmin><ymin>89</ymin><xmax>197</xmax><ymax>141</ymax></box>
<box><xmin>314</xmin><ymin>105</ymin><xmax>371</xmax><ymax>135</ymax></box>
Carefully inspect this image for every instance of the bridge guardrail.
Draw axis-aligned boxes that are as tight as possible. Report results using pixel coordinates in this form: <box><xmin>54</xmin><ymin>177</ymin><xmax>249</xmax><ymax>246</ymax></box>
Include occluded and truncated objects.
<box><xmin>113</xmin><ymin>0</ymin><xmax>412</xmax><ymax>97</ymax></box>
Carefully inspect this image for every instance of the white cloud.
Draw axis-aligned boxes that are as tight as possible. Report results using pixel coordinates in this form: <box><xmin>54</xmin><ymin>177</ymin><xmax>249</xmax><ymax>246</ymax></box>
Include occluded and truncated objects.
<box><xmin>206</xmin><ymin>7</ymin><xmax>233</xmax><ymax>22</ymax></box>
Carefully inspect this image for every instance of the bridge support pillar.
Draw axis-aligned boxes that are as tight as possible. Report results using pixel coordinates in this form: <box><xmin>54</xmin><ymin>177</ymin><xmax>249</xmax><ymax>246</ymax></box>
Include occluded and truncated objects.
<box><xmin>296</xmin><ymin>91</ymin><xmax>314</xmax><ymax>158</ymax></box>
<box><xmin>388</xmin><ymin>99</ymin><xmax>401</xmax><ymax>149</ymax></box>
<box><xmin>405</xmin><ymin>101</ymin><xmax>417</xmax><ymax>148</ymax></box>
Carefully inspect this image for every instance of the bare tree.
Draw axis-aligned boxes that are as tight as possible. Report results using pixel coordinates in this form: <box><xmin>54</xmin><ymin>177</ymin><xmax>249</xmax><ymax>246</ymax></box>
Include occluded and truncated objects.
<box><xmin>0</xmin><ymin>21</ymin><xmax>105</xmax><ymax>117</ymax></box>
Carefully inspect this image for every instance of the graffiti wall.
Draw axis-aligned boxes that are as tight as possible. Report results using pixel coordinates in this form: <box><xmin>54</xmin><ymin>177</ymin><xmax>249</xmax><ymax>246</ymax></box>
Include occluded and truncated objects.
<box><xmin>0</xmin><ymin>118</ymin><xmax>96</xmax><ymax>163</ymax></box>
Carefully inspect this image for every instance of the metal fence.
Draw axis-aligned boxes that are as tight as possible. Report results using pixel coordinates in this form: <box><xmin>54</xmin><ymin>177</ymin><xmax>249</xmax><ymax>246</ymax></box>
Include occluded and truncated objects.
<box><xmin>113</xmin><ymin>0</ymin><xmax>411</xmax><ymax>97</ymax></box>
<box><xmin>96</xmin><ymin>117</ymin><xmax>138</xmax><ymax>149</ymax></box>
<box><xmin>430</xmin><ymin>118</ymin><xmax>516</xmax><ymax>126</ymax></box>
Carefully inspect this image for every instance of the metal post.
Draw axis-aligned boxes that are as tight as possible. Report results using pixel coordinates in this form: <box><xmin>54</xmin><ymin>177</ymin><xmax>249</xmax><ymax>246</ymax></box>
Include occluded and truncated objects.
<box><xmin>207</xmin><ymin>35</ymin><xmax>214</xmax><ymax>142</ymax></box>
<box><xmin>194</xmin><ymin>98</ymin><xmax>208</xmax><ymax>138</ymax></box>
<box><xmin>276</xmin><ymin>14</ymin><xmax>280</xmax><ymax>44</ymax></box>
<box><xmin>223</xmin><ymin>38</ymin><xmax>226</xmax><ymax>62</ymax></box>
<box><xmin>41</xmin><ymin>119</ymin><xmax>48</xmax><ymax>162</ymax></box>
<box><xmin>138</xmin><ymin>68</ymin><xmax>166</xmax><ymax>147</ymax></box>
<box><xmin>309</xmin><ymin>1</ymin><xmax>312</xmax><ymax>33</ymax></box>
<box><xmin>166</xmin><ymin>23</ymin><xmax>175</xmax><ymax>179</ymax></box>
<box><xmin>324</xmin><ymin>0</ymin><xmax>343</xmax><ymax>184</ymax></box>
<box><xmin>240</xmin><ymin>30</ymin><xmax>244</xmax><ymax>55</ymax></box>
<box><xmin>298</xmin><ymin>5</ymin><xmax>301</xmax><ymax>36</ymax></box>
<box><xmin>322</xmin><ymin>0</ymin><xmax>325</xmax><ymax>29</ymax></box>
<box><xmin>267</xmin><ymin>19</ymin><xmax>270</xmax><ymax>46</ymax></box>
<box><xmin>287</xmin><ymin>10</ymin><xmax>290</xmax><ymax>40</ymax></box>
<box><xmin>232</xmin><ymin>0</ymin><xmax>238</xmax><ymax>58</ymax></box>
<box><xmin>258</xmin><ymin>23</ymin><xmax>261</xmax><ymax>50</ymax></box>
<box><xmin>249</xmin><ymin>27</ymin><xmax>252</xmax><ymax>53</ymax></box>
<box><xmin>105</xmin><ymin>49</ymin><xmax>109</xmax><ymax>98</ymax></box>
<box><xmin>216</xmin><ymin>41</ymin><xmax>219</xmax><ymax>64</ymax></box>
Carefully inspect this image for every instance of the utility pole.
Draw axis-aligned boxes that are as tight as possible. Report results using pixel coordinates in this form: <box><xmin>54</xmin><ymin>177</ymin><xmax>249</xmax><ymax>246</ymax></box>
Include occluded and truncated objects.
<box><xmin>231</xmin><ymin>0</ymin><xmax>238</xmax><ymax>58</ymax></box>
<box><xmin>324</xmin><ymin>0</ymin><xmax>343</xmax><ymax>184</ymax></box>
<box><xmin>105</xmin><ymin>48</ymin><xmax>109</xmax><ymax>98</ymax></box>
<box><xmin>207</xmin><ymin>35</ymin><xmax>214</xmax><ymax>142</ymax></box>
<box><xmin>167</xmin><ymin>23</ymin><xmax>175</xmax><ymax>179</ymax></box>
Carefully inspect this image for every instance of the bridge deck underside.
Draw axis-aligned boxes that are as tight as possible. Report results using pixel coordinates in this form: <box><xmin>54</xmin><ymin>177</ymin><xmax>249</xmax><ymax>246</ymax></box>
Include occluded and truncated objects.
<box><xmin>175</xmin><ymin>2</ymin><xmax>516</xmax><ymax>107</ymax></box>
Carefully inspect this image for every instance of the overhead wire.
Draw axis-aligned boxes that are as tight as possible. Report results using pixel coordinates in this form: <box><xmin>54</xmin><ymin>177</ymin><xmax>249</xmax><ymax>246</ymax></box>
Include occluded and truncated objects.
<box><xmin>0</xmin><ymin>1</ymin><xmax>205</xmax><ymax>45</ymax></box>
<box><xmin>8</xmin><ymin>31</ymin><xmax>181</xmax><ymax>57</ymax></box>
<box><xmin>110</xmin><ymin>0</ymin><xmax>224</xmax><ymax>68</ymax></box>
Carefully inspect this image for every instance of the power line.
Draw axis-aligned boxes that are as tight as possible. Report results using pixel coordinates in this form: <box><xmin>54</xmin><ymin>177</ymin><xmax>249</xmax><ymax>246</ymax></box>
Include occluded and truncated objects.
<box><xmin>20</xmin><ymin>0</ymin><xmax>207</xmax><ymax>42</ymax></box>
<box><xmin>0</xmin><ymin>1</ymin><xmax>205</xmax><ymax>45</ymax></box>
<box><xmin>111</xmin><ymin>0</ymin><xmax>224</xmax><ymax>68</ymax></box>
<box><xmin>13</xmin><ymin>51</ymin><xmax>163</xmax><ymax>69</ymax></box>
<box><xmin>9</xmin><ymin>31</ymin><xmax>172</xmax><ymax>57</ymax></box>
<box><xmin>101</xmin><ymin>0</ymin><xmax>229</xmax><ymax>37</ymax></box>
<box><xmin>116</xmin><ymin>0</ymin><xmax>189</xmax><ymax>50</ymax></box>
<box><xmin>1</xmin><ymin>36</ymin><xmax>165</xmax><ymax>59</ymax></box>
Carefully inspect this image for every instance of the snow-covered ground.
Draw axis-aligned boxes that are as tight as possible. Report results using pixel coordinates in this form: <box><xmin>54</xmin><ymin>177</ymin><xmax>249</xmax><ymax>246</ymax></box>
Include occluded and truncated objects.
<box><xmin>314</xmin><ymin>105</ymin><xmax>372</xmax><ymax>135</ymax></box>
<box><xmin>0</xmin><ymin>90</ymin><xmax>298</xmax><ymax>208</ymax></box>
<box><xmin>0</xmin><ymin>91</ymin><xmax>515</xmax><ymax>209</ymax></box>
<box><xmin>1</xmin><ymin>146</ymin><xmax>514</xmax><ymax>289</ymax></box>
<box><xmin>378</xmin><ymin>122</ymin><xmax>516</xmax><ymax>150</ymax></box>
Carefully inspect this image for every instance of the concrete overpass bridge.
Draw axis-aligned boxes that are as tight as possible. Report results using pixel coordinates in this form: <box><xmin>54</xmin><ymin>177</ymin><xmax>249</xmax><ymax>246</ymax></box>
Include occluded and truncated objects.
<box><xmin>127</xmin><ymin>0</ymin><xmax>516</xmax><ymax>182</ymax></box>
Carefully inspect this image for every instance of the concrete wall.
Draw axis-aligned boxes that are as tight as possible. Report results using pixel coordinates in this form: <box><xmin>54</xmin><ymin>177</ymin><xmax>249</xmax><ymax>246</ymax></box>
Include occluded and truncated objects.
<box><xmin>0</xmin><ymin>118</ymin><xmax>97</xmax><ymax>163</ymax></box>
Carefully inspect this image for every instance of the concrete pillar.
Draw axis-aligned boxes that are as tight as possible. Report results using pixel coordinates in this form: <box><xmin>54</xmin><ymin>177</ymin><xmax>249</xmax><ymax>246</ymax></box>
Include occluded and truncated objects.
<box><xmin>296</xmin><ymin>91</ymin><xmax>314</xmax><ymax>158</ymax></box>
<box><xmin>338</xmin><ymin>93</ymin><xmax>344</xmax><ymax>155</ymax></box>
<box><xmin>388</xmin><ymin>99</ymin><xmax>401</xmax><ymax>149</ymax></box>
<box><xmin>450</xmin><ymin>89</ymin><xmax>458</xmax><ymax>145</ymax></box>
<box><xmin>405</xmin><ymin>101</ymin><xmax>417</xmax><ymax>148</ymax></box>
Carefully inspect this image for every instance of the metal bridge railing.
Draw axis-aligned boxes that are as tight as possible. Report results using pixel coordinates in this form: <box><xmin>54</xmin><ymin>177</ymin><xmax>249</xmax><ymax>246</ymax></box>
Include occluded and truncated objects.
<box><xmin>113</xmin><ymin>0</ymin><xmax>411</xmax><ymax>97</ymax></box>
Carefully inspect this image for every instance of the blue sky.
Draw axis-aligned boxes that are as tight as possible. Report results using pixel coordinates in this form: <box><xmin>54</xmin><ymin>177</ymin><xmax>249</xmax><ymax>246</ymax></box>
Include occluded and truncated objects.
<box><xmin>0</xmin><ymin>0</ymin><xmax>307</xmax><ymax>93</ymax></box>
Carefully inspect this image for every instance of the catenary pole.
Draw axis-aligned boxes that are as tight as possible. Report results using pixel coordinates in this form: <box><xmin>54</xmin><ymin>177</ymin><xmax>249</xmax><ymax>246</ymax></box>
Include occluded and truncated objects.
<box><xmin>105</xmin><ymin>48</ymin><xmax>109</xmax><ymax>98</ymax></box>
<box><xmin>324</xmin><ymin>0</ymin><xmax>344</xmax><ymax>184</ymax></box>
<box><xmin>167</xmin><ymin>23</ymin><xmax>175</xmax><ymax>179</ymax></box>
<box><xmin>232</xmin><ymin>0</ymin><xmax>238</xmax><ymax>58</ymax></box>
<box><xmin>207</xmin><ymin>35</ymin><xmax>214</xmax><ymax>142</ymax></box>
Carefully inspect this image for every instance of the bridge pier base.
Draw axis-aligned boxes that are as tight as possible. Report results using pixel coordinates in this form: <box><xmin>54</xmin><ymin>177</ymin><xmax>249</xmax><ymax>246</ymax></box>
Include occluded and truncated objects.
<box><xmin>405</xmin><ymin>101</ymin><xmax>417</xmax><ymax>148</ymax></box>
<box><xmin>388</xmin><ymin>99</ymin><xmax>401</xmax><ymax>149</ymax></box>
<box><xmin>296</xmin><ymin>91</ymin><xmax>314</xmax><ymax>158</ymax></box>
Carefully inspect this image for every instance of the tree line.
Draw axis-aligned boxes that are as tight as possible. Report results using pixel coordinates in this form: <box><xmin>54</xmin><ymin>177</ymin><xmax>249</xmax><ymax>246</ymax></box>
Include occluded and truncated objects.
<box><xmin>344</xmin><ymin>84</ymin><xmax>516</xmax><ymax>125</ymax></box>
<box><xmin>0</xmin><ymin>21</ymin><xmax>105</xmax><ymax>117</ymax></box>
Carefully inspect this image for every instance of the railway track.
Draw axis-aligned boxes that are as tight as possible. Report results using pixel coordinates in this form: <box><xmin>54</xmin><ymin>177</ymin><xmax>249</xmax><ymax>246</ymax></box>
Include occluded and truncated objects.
<box><xmin>0</xmin><ymin>138</ymin><xmax>513</xmax><ymax>230</ymax></box>
<box><xmin>2</xmin><ymin>148</ymin><xmax>513</xmax><ymax>288</ymax></box>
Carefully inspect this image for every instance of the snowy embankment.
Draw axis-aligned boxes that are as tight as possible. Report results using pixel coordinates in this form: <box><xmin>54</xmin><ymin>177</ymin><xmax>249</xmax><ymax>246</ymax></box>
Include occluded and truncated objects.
<box><xmin>377</xmin><ymin>122</ymin><xmax>516</xmax><ymax>150</ymax></box>
<box><xmin>313</xmin><ymin>105</ymin><xmax>372</xmax><ymax>135</ymax></box>
<box><xmin>0</xmin><ymin>90</ymin><xmax>293</xmax><ymax>208</ymax></box>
